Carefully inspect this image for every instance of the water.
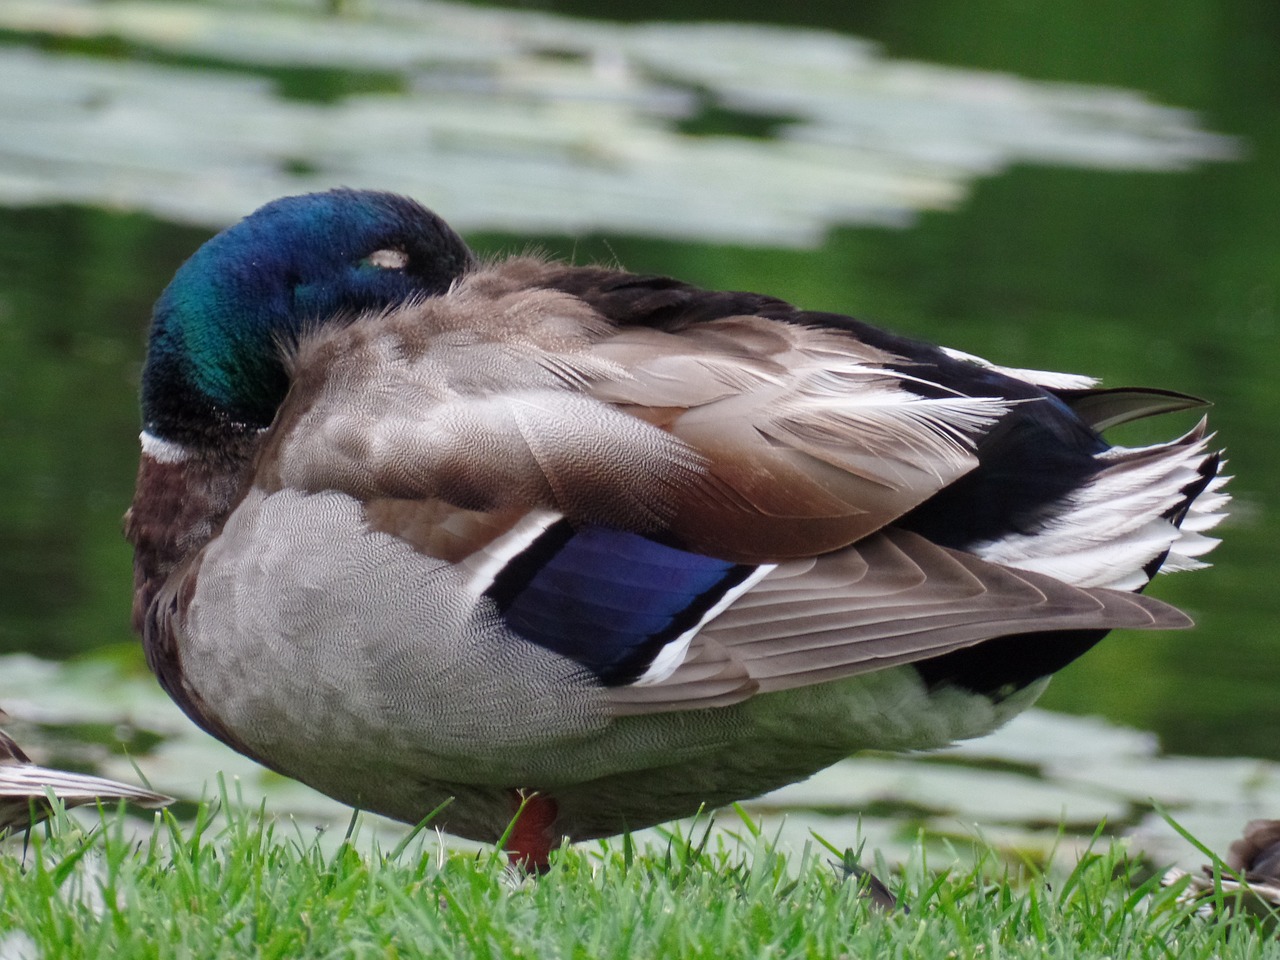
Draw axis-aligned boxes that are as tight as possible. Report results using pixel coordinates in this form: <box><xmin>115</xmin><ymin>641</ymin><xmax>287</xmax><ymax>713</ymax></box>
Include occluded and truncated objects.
<box><xmin>0</xmin><ymin>0</ymin><xmax>1277</xmax><ymax>855</ymax></box>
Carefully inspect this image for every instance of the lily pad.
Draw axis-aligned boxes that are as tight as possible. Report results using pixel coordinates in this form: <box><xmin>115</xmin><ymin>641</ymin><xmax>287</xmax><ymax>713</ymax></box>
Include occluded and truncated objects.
<box><xmin>0</xmin><ymin>0</ymin><xmax>1236</xmax><ymax>245</ymax></box>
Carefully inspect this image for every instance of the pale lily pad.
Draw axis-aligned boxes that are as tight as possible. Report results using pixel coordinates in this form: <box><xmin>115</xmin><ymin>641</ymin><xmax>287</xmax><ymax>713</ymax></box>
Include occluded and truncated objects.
<box><xmin>1048</xmin><ymin>755</ymin><xmax>1280</xmax><ymax>810</ymax></box>
<box><xmin>948</xmin><ymin>709</ymin><xmax>1160</xmax><ymax>768</ymax></box>
<box><xmin>0</xmin><ymin>652</ymin><xmax>185</xmax><ymax>731</ymax></box>
<box><xmin>0</xmin><ymin>0</ymin><xmax>1236</xmax><ymax>245</ymax></box>
<box><xmin>756</xmin><ymin>757</ymin><xmax>1126</xmax><ymax>826</ymax></box>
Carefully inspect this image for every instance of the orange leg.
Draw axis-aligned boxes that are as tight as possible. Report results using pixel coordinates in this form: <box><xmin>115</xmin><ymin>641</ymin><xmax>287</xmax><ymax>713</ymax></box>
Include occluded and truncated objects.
<box><xmin>506</xmin><ymin>791</ymin><xmax>560</xmax><ymax>873</ymax></box>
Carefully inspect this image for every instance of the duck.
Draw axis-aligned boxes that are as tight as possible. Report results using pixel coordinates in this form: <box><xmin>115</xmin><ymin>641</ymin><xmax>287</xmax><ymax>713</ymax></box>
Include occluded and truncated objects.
<box><xmin>0</xmin><ymin>722</ymin><xmax>171</xmax><ymax>833</ymax></box>
<box><xmin>125</xmin><ymin>189</ymin><xmax>1228</xmax><ymax>870</ymax></box>
<box><xmin>1163</xmin><ymin>819</ymin><xmax>1280</xmax><ymax>928</ymax></box>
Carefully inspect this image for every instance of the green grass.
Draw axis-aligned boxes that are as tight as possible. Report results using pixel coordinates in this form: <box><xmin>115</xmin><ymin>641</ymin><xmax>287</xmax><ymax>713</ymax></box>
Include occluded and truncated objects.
<box><xmin>0</xmin><ymin>800</ymin><xmax>1275</xmax><ymax>959</ymax></box>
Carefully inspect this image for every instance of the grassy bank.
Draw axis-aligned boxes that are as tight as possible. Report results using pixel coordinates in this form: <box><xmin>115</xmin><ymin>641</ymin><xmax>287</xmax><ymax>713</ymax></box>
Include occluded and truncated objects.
<box><xmin>0</xmin><ymin>800</ymin><xmax>1274</xmax><ymax>959</ymax></box>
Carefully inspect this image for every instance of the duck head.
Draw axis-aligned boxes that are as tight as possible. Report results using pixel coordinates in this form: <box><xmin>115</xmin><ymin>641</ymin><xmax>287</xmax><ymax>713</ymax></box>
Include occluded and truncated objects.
<box><xmin>141</xmin><ymin>189</ymin><xmax>475</xmax><ymax>449</ymax></box>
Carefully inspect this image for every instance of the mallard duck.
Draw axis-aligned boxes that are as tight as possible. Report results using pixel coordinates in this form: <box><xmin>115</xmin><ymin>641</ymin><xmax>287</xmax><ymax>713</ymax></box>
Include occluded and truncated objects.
<box><xmin>125</xmin><ymin>189</ymin><xmax>1228</xmax><ymax>869</ymax></box>
<box><xmin>0</xmin><ymin>724</ymin><xmax>171</xmax><ymax>833</ymax></box>
<box><xmin>1163</xmin><ymin>819</ymin><xmax>1280</xmax><ymax>929</ymax></box>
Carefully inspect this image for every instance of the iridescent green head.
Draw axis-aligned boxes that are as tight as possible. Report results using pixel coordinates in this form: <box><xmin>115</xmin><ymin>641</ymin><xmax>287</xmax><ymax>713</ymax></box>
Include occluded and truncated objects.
<box><xmin>142</xmin><ymin>189</ymin><xmax>475</xmax><ymax>447</ymax></box>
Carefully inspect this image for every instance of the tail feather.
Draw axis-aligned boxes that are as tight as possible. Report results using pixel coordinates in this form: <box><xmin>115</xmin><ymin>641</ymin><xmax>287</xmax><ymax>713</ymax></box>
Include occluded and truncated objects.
<box><xmin>969</xmin><ymin>420</ymin><xmax>1229</xmax><ymax>591</ymax></box>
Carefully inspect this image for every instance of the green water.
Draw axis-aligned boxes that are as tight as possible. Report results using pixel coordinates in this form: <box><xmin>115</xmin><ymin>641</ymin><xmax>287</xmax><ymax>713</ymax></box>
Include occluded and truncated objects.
<box><xmin>0</xmin><ymin>0</ymin><xmax>1277</xmax><ymax>763</ymax></box>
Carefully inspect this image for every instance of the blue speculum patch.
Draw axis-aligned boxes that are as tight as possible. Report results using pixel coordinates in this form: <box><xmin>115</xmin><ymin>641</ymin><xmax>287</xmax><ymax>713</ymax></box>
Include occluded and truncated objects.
<box><xmin>491</xmin><ymin>523</ymin><xmax>752</xmax><ymax>684</ymax></box>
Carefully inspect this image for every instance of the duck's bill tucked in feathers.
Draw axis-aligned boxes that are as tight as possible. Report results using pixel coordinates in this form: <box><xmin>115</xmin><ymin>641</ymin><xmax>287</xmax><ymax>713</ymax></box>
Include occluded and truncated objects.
<box><xmin>126</xmin><ymin>190</ymin><xmax>1229</xmax><ymax>864</ymax></box>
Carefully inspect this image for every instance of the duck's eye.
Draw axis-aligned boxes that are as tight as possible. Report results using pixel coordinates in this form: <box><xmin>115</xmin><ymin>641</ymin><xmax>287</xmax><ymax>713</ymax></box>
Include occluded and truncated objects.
<box><xmin>364</xmin><ymin>248</ymin><xmax>410</xmax><ymax>270</ymax></box>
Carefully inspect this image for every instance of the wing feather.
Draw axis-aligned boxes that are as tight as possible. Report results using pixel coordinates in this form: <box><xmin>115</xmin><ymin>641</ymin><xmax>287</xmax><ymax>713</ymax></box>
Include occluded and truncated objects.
<box><xmin>608</xmin><ymin>528</ymin><xmax>1189</xmax><ymax>715</ymax></box>
<box><xmin>270</xmin><ymin>264</ymin><xmax>1019</xmax><ymax>562</ymax></box>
